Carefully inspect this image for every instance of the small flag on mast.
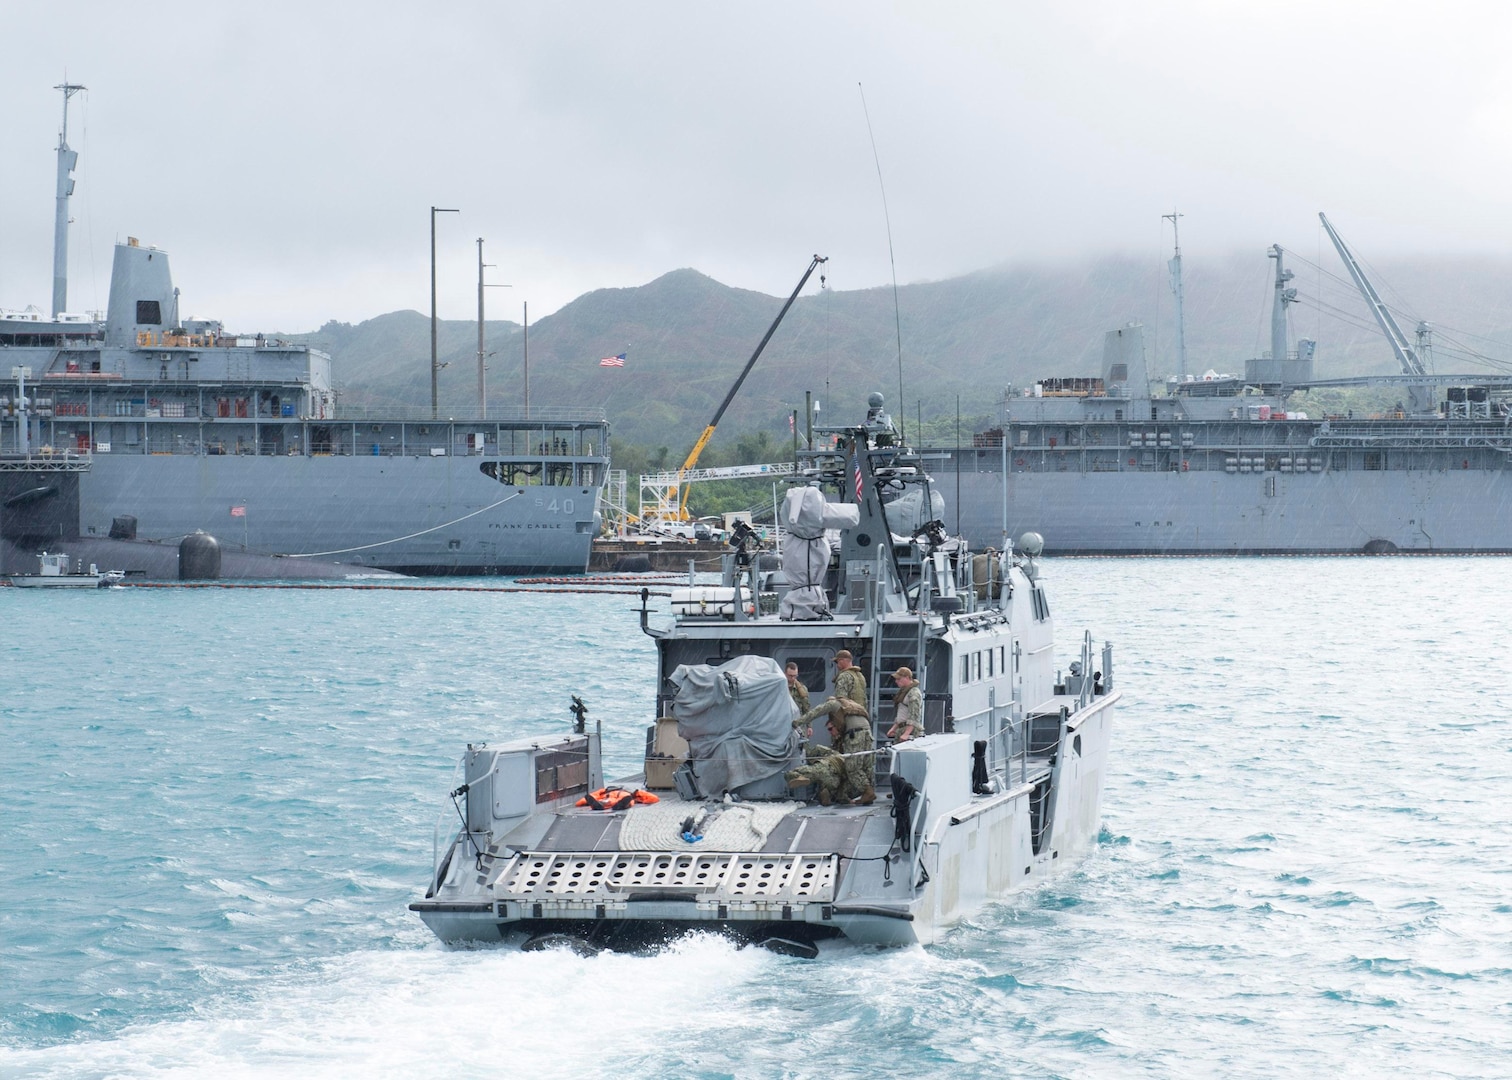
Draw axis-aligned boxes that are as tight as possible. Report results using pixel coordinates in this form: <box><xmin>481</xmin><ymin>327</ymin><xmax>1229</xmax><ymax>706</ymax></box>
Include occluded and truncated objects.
<box><xmin>851</xmin><ymin>455</ymin><xmax>864</xmax><ymax>503</ymax></box>
<box><xmin>230</xmin><ymin>505</ymin><xmax>246</xmax><ymax>518</ymax></box>
<box><xmin>599</xmin><ymin>353</ymin><xmax>626</xmax><ymax>367</ymax></box>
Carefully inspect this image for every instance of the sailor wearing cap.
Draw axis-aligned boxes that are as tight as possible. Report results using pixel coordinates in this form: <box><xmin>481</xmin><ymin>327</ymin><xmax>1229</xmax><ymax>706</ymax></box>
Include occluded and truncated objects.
<box><xmin>795</xmin><ymin>650</ymin><xmax>868</xmax><ymax>727</ymax></box>
<box><xmin>885</xmin><ymin>667</ymin><xmax>924</xmax><ymax>742</ymax></box>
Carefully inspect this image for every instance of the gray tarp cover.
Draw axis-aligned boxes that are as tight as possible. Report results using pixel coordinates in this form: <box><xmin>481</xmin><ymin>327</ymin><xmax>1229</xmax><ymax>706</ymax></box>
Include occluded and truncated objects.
<box><xmin>669</xmin><ymin>655</ymin><xmax>803</xmax><ymax>795</ymax></box>
<box><xmin>778</xmin><ymin>487</ymin><xmax>859</xmax><ymax>621</ymax></box>
<box><xmin>882</xmin><ymin>485</ymin><xmax>945</xmax><ymax>534</ymax></box>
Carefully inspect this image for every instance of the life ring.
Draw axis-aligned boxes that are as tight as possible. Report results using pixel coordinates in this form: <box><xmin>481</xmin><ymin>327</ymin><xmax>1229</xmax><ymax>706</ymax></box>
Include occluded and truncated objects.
<box><xmin>576</xmin><ymin>787</ymin><xmax>659</xmax><ymax>811</ymax></box>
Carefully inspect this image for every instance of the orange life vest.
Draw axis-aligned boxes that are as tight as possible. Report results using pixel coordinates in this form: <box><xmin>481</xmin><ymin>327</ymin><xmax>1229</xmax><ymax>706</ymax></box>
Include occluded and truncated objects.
<box><xmin>575</xmin><ymin>787</ymin><xmax>659</xmax><ymax>811</ymax></box>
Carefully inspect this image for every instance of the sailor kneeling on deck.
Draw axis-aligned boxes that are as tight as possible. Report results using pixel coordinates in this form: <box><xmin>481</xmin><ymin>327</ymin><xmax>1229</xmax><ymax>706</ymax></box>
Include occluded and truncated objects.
<box><xmin>784</xmin><ymin>714</ymin><xmax>876</xmax><ymax>806</ymax></box>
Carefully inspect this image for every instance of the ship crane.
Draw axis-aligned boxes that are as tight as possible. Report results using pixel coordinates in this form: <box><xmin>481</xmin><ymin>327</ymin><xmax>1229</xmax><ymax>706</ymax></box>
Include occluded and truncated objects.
<box><xmin>1318</xmin><ymin>212</ymin><xmax>1434</xmax><ymax>414</ymax></box>
<box><xmin>642</xmin><ymin>254</ymin><xmax>827</xmax><ymax>524</ymax></box>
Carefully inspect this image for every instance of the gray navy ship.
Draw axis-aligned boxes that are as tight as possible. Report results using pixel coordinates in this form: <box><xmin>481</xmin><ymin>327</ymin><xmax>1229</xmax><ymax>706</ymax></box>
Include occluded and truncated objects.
<box><xmin>1</xmin><ymin>86</ymin><xmax>607</xmax><ymax>576</ymax></box>
<box><xmin>941</xmin><ymin>217</ymin><xmax>1512</xmax><ymax>555</ymax></box>
<box><xmin>412</xmin><ymin>395</ymin><xmax>1118</xmax><ymax>952</ymax></box>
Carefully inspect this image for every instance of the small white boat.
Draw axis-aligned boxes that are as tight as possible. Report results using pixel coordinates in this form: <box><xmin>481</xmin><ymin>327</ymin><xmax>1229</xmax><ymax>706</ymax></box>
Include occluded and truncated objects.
<box><xmin>7</xmin><ymin>552</ymin><xmax>124</xmax><ymax>588</ymax></box>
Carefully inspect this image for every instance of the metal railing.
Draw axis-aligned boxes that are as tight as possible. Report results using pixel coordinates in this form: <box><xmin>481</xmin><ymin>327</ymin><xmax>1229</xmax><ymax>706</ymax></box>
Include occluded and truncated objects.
<box><xmin>331</xmin><ymin>405</ymin><xmax>607</xmax><ymax>424</ymax></box>
<box><xmin>0</xmin><ymin>446</ymin><xmax>92</xmax><ymax>469</ymax></box>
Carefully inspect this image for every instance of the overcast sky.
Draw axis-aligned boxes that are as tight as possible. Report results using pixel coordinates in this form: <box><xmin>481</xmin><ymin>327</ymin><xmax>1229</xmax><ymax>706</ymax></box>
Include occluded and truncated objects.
<box><xmin>3</xmin><ymin>2</ymin><xmax>1509</xmax><ymax>331</ymax></box>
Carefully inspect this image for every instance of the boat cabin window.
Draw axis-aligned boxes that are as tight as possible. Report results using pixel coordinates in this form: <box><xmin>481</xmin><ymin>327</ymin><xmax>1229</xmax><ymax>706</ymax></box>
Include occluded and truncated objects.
<box><xmin>998</xmin><ymin>646</ymin><xmax>1006</xmax><ymax>674</ymax></box>
<box><xmin>972</xmin><ymin>652</ymin><xmax>982</xmax><ymax>681</ymax></box>
<box><xmin>960</xmin><ymin>655</ymin><xmax>971</xmax><ymax>685</ymax></box>
<box><xmin>986</xmin><ymin>650</ymin><xmax>994</xmax><ymax>677</ymax></box>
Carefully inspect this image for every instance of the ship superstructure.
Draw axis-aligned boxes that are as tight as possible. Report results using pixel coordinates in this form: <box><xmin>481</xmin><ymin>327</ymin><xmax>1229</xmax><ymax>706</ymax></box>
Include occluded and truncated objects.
<box><xmin>2</xmin><ymin>88</ymin><xmax>606</xmax><ymax>576</ymax></box>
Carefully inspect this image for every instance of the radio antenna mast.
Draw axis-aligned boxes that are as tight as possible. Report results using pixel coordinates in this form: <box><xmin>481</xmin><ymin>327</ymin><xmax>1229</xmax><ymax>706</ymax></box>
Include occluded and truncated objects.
<box><xmin>1162</xmin><ymin>209</ymin><xmax>1186</xmax><ymax>380</ymax></box>
<box><xmin>859</xmin><ymin>83</ymin><xmax>906</xmax><ymax>442</ymax></box>
<box><xmin>52</xmin><ymin>81</ymin><xmax>86</xmax><ymax>317</ymax></box>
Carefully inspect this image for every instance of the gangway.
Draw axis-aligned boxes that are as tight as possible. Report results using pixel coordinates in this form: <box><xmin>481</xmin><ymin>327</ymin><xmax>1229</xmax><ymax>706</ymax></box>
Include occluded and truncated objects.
<box><xmin>638</xmin><ymin>461</ymin><xmax>795</xmax><ymax>523</ymax></box>
<box><xmin>597</xmin><ymin>469</ymin><xmax>631</xmax><ymax>535</ymax></box>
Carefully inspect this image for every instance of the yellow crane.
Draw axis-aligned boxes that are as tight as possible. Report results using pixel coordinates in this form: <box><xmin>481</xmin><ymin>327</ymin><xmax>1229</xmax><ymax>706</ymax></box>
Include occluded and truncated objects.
<box><xmin>651</xmin><ymin>254</ymin><xmax>828</xmax><ymax>523</ymax></box>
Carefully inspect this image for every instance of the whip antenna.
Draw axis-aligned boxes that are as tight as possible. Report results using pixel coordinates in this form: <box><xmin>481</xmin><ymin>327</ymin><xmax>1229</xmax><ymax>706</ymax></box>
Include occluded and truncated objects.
<box><xmin>859</xmin><ymin>82</ymin><xmax>906</xmax><ymax>441</ymax></box>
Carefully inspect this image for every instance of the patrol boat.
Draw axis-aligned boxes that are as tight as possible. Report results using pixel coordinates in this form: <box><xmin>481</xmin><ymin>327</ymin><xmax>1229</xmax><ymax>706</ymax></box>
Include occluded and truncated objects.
<box><xmin>411</xmin><ymin>394</ymin><xmax>1119</xmax><ymax>952</ymax></box>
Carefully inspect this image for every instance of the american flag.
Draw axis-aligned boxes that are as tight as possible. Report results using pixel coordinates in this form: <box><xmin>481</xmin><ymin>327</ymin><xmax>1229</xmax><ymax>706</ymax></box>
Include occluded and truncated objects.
<box><xmin>230</xmin><ymin>505</ymin><xmax>246</xmax><ymax>518</ymax></box>
<box><xmin>851</xmin><ymin>455</ymin><xmax>864</xmax><ymax>503</ymax></box>
<box><xmin>598</xmin><ymin>353</ymin><xmax>626</xmax><ymax>367</ymax></box>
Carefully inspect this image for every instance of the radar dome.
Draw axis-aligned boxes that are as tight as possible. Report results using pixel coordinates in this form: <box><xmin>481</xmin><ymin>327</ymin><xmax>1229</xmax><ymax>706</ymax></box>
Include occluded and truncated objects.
<box><xmin>867</xmin><ymin>391</ymin><xmax>885</xmax><ymax>409</ymax></box>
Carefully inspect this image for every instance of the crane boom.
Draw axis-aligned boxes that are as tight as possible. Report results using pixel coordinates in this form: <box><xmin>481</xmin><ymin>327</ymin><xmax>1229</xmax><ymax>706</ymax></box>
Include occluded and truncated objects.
<box><xmin>668</xmin><ymin>254</ymin><xmax>827</xmax><ymax>518</ymax></box>
<box><xmin>1318</xmin><ymin>213</ymin><xmax>1427</xmax><ymax>379</ymax></box>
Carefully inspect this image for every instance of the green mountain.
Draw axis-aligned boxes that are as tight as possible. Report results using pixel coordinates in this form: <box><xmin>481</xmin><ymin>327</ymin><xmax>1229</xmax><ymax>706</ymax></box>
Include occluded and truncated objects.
<box><xmin>285</xmin><ymin>253</ymin><xmax>1512</xmax><ymax>451</ymax></box>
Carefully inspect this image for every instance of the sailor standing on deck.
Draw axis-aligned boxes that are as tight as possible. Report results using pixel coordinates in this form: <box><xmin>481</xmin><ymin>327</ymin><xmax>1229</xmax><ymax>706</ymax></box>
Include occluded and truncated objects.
<box><xmin>795</xmin><ymin>650</ymin><xmax>866</xmax><ymax>727</ymax></box>
<box><xmin>886</xmin><ymin>667</ymin><xmax>924</xmax><ymax>743</ymax></box>
<box><xmin>786</xmin><ymin>661</ymin><xmax>812</xmax><ymax>739</ymax></box>
<box><xmin>786</xmin><ymin>661</ymin><xmax>811</xmax><ymax>712</ymax></box>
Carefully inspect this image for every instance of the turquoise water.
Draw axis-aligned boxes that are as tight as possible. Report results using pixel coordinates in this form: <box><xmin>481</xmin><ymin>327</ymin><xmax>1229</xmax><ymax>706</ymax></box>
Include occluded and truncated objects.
<box><xmin>2</xmin><ymin>561</ymin><xmax>1510</xmax><ymax>1078</ymax></box>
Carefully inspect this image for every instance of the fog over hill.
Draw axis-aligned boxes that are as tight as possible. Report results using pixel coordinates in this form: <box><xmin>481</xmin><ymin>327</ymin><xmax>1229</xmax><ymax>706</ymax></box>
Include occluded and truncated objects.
<box><xmin>288</xmin><ymin>252</ymin><xmax>1512</xmax><ymax>448</ymax></box>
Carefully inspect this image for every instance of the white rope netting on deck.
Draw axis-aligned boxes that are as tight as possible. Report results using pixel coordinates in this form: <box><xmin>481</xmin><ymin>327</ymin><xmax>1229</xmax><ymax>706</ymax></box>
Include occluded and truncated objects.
<box><xmin>619</xmin><ymin>799</ymin><xmax>801</xmax><ymax>852</ymax></box>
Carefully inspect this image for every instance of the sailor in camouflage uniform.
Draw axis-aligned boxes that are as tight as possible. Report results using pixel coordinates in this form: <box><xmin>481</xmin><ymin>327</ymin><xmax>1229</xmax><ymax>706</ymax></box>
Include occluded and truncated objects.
<box><xmin>784</xmin><ymin>715</ymin><xmax>874</xmax><ymax>805</ymax></box>
<box><xmin>885</xmin><ymin>666</ymin><xmax>925</xmax><ymax>742</ymax></box>
<box><xmin>789</xmin><ymin>650</ymin><xmax>875</xmax><ymax>805</ymax></box>
<box><xmin>785</xmin><ymin>661</ymin><xmax>811</xmax><ymax>716</ymax></box>
<box><xmin>795</xmin><ymin>650</ymin><xmax>867</xmax><ymax>727</ymax></box>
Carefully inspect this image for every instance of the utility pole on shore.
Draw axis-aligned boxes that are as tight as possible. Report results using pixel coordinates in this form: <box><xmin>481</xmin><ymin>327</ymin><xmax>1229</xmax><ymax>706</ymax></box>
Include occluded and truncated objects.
<box><xmin>430</xmin><ymin>205</ymin><xmax>459</xmax><ymax>418</ymax></box>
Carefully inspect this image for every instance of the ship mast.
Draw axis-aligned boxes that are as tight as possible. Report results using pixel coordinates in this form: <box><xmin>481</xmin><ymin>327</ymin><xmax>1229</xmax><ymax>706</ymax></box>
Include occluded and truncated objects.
<box><xmin>476</xmin><ymin>241</ymin><xmax>511</xmax><ymax>420</ymax></box>
<box><xmin>52</xmin><ymin>82</ymin><xmax>86</xmax><ymax>318</ymax></box>
<box><xmin>1267</xmin><ymin>244</ymin><xmax>1297</xmax><ymax>372</ymax></box>
<box><xmin>1163</xmin><ymin>210</ymin><xmax>1186</xmax><ymax>379</ymax></box>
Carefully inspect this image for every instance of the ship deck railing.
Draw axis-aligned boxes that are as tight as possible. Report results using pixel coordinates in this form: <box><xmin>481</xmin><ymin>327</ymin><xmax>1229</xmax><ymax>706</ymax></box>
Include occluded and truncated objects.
<box><xmin>14</xmin><ymin>403</ymin><xmax>607</xmax><ymax>427</ymax></box>
<box><xmin>0</xmin><ymin>448</ymin><xmax>92</xmax><ymax>471</ymax></box>
<box><xmin>332</xmin><ymin>406</ymin><xmax>607</xmax><ymax>425</ymax></box>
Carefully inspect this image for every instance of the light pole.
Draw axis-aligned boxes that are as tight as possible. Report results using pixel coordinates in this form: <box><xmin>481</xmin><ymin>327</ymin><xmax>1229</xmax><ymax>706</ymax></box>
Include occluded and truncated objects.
<box><xmin>430</xmin><ymin>206</ymin><xmax>459</xmax><ymax>419</ymax></box>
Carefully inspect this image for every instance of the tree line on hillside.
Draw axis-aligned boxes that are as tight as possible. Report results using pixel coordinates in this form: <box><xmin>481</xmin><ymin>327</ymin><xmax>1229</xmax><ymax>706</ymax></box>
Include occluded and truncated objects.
<box><xmin>289</xmin><ymin>251</ymin><xmax>1512</xmax><ymax>450</ymax></box>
